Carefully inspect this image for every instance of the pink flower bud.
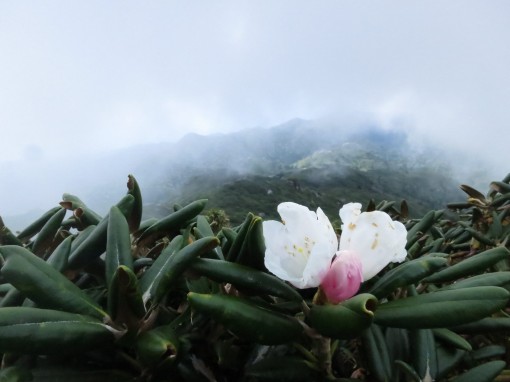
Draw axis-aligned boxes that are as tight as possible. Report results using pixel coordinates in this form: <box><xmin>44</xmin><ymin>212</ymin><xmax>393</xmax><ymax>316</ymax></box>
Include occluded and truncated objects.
<box><xmin>320</xmin><ymin>250</ymin><xmax>363</xmax><ymax>304</ymax></box>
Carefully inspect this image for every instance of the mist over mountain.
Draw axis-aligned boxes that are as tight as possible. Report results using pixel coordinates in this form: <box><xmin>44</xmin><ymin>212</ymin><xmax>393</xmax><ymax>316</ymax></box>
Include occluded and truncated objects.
<box><xmin>2</xmin><ymin>118</ymin><xmax>491</xmax><ymax>231</ymax></box>
<box><xmin>137</xmin><ymin>119</ymin><xmax>467</xmax><ymax>223</ymax></box>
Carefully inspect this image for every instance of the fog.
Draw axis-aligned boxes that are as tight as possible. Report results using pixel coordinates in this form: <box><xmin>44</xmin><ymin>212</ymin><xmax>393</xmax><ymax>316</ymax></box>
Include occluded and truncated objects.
<box><xmin>1</xmin><ymin>1</ymin><xmax>509</xmax><ymax>226</ymax></box>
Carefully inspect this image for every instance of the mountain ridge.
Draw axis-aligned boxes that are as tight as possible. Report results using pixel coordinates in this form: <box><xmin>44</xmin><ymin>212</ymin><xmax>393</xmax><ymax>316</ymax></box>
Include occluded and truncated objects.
<box><xmin>2</xmin><ymin>118</ymin><xmax>468</xmax><ymax>231</ymax></box>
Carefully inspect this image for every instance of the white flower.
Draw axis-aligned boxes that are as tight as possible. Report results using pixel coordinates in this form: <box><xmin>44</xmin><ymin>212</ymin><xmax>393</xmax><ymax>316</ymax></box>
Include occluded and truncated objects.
<box><xmin>339</xmin><ymin>202</ymin><xmax>408</xmax><ymax>280</ymax></box>
<box><xmin>263</xmin><ymin>202</ymin><xmax>408</xmax><ymax>296</ymax></box>
<box><xmin>262</xmin><ymin>202</ymin><xmax>338</xmax><ymax>288</ymax></box>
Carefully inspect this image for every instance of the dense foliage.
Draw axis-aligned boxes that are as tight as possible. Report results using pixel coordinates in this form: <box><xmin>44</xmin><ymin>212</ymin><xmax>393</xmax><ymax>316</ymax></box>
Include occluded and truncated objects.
<box><xmin>0</xmin><ymin>173</ymin><xmax>509</xmax><ymax>381</ymax></box>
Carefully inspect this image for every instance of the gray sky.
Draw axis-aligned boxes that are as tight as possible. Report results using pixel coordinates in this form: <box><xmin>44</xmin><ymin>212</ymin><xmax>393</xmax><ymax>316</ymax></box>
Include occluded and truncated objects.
<box><xmin>1</xmin><ymin>1</ymin><xmax>510</xmax><ymax>217</ymax></box>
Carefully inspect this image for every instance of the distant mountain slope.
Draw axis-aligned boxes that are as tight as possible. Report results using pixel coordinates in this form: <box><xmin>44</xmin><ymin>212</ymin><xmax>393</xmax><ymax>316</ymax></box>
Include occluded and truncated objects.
<box><xmin>142</xmin><ymin>120</ymin><xmax>465</xmax><ymax>224</ymax></box>
<box><xmin>1</xmin><ymin>118</ymin><xmax>468</xmax><ymax>231</ymax></box>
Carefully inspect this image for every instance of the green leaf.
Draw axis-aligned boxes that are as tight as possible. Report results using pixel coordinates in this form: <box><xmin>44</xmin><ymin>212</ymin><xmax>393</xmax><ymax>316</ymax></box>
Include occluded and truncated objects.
<box><xmin>449</xmin><ymin>360</ymin><xmax>505</xmax><ymax>382</ymax></box>
<box><xmin>105</xmin><ymin>206</ymin><xmax>133</xmax><ymax>288</ymax></box>
<box><xmin>450</xmin><ymin>317</ymin><xmax>510</xmax><ymax>333</ymax></box>
<box><xmin>70</xmin><ymin>224</ymin><xmax>96</xmax><ymax>252</ymax></box>
<box><xmin>368</xmin><ymin>256</ymin><xmax>448</xmax><ymax>298</ymax></box>
<box><xmin>126</xmin><ymin>174</ymin><xmax>143</xmax><ymax>233</ymax></box>
<box><xmin>0</xmin><ymin>366</ymin><xmax>33</xmax><ymax>382</ymax></box>
<box><xmin>432</xmin><ymin>328</ymin><xmax>472</xmax><ymax>351</ymax></box>
<box><xmin>60</xmin><ymin>193</ymin><xmax>88</xmax><ymax>210</ymax></box>
<box><xmin>0</xmin><ymin>217</ymin><xmax>23</xmax><ymax>246</ymax></box>
<box><xmin>194</xmin><ymin>215</ymin><xmax>224</xmax><ymax>260</ymax></box>
<box><xmin>136</xmin><ymin>324</ymin><xmax>180</xmax><ymax>368</ymax></box>
<box><xmin>465</xmin><ymin>345</ymin><xmax>506</xmax><ymax>363</ymax></box>
<box><xmin>73</xmin><ymin>206</ymin><xmax>102</xmax><ymax>227</ymax></box>
<box><xmin>190</xmin><ymin>258</ymin><xmax>302</xmax><ymax>302</ymax></box>
<box><xmin>236</xmin><ymin>216</ymin><xmax>266</xmax><ymax>270</ymax></box>
<box><xmin>226</xmin><ymin>212</ymin><xmax>253</xmax><ymax>262</ymax></box>
<box><xmin>46</xmin><ymin>235</ymin><xmax>73</xmax><ymax>273</ymax></box>
<box><xmin>410</xmin><ymin>329</ymin><xmax>437</xmax><ymax>381</ymax></box>
<box><xmin>424</xmin><ymin>247</ymin><xmax>510</xmax><ymax>283</ymax></box>
<box><xmin>31</xmin><ymin>207</ymin><xmax>67</xmax><ymax>256</ymax></box>
<box><xmin>406</xmin><ymin>210</ymin><xmax>437</xmax><ymax>250</ymax></box>
<box><xmin>374</xmin><ymin>286</ymin><xmax>509</xmax><ymax>328</ymax></box>
<box><xmin>0</xmin><ymin>245</ymin><xmax>108</xmax><ymax>320</ymax></box>
<box><xmin>0</xmin><ymin>307</ymin><xmax>118</xmax><ymax>354</ymax></box>
<box><xmin>440</xmin><ymin>271</ymin><xmax>510</xmax><ymax>290</ymax></box>
<box><xmin>309</xmin><ymin>294</ymin><xmax>377</xmax><ymax>339</ymax></box>
<box><xmin>136</xmin><ymin>199</ymin><xmax>207</xmax><ymax>243</ymax></box>
<box><xmin>67</xmin><ymin>194</ymin><xmax>134</xmax><ymax>270</ymax></box>
<box><xmin>0</xmin><ymin>286</ymin><xmax>25</xmax><ymax>308</ymax></box>
<box><xmin>16</xmin><ymin>206</ymin><xmax>62</xmax><ymax>242</ymax></box>
<box><xmin>139</xmin><ymin>236</ymin><xmax>219</xmax><ymax>306</ymax></box>
<box><xmin>361</xmin><ymin>324</ymin><xmax>392</xmax><ymax>382</ymax></box>
<box><xmin>385</xmin><ymin>328</ymin><xmax>410</xmax><ymax>367</ymax></box>
<box><xmin>244</xmin><ymin>356</ymin><xmax>319</xmax><ymax>381</ymax></box>
<box><xmin>435</xmin><ymin>346</ymin><xmax>466</xmax><ymax>380</ymax></box>
<box><xmin>108</xmin><ymin>265</ymin><xmax>145</xmax><ymax>327</ymax></box>
<box><xmin>187</xmin><ymin>292</ymin><xmax>303</xmax><ymax>345</ymax></box>
<box><xmin>394</xmin><ymin>360</ymin><xmax>420</xmax><ymax>382</ymax></box>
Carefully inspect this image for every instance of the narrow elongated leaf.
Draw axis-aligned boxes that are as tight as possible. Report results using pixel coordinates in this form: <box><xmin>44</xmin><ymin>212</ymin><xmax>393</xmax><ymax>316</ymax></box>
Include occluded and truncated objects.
<box><xmin>309</xmin><ymin>294</ymin><xmax>377</xmax><ymax>339</ymax></box>
<box><xmin>139</xmin><ymin>237</ymin><xmax>219</xmax><ymax>305</ymax></box>
<box><xmin>136</xmin><ymin>323</ymin><xmax>180</xmax><ymax>367</ymax></box>
<box><xmin>406</xmin><ymin>210</ymin><xmax>437</xmax><ymax>250</ymax></box>
<box><xmin>46</xmin><ymin>235</ymin><xmax>73</xmax><ymax>273</ymax></box>
<box><xmin>432</xmin><ymin>328</ymin><xmax>472</xmax><ymax>351</ymax></box>
<box><xmin>220</xmin><ymin>227</ymin><xmax>236</xmax><ymax>255</ymax></box>
<box><xmin>424</xmin><ymin>247</ymin><xmax>510</xmax><ymax>283</ymax></box>
<box><xmin>105</xmin><ymin>206</ymin><xmax>133</xmax><ymax>288</ymax></box>
<box><xmin>190</xmin><ymin>258</ymin><xmax>302</xmax><ymax>302</ymax></box>
<box><xmin>450</xmin><ymin>360</ymin><xmax>505</xmax><ymax>382</ymax></box>
<box><xmin>31</xmin><ymin>207</ymin><xmax>66</xmax><ymax>256</ymax></box>
<box><xmin>0</xmin><ymin>307</ymin><xmax>118</xmax><ymax>354</ymax></box>
<box><xmin>0</xmin><ymin>286</ymin><xmax>25</xmax><ymax>308</ymax></box>
<box><xmin>136</xmin><ymin>199</ymin><xmax>207</xmax><ymax>243</ymax></box>
<box><xmin>16</xmin><ymin>206</ymin><xmax>62</xmax><ymax>242</ymax></box>
<box><xmin>466</xmin><ymin>345</ymin><xmax>505</xmax><ymax>363</ymax></box>
<box><xmin>440</xmin><ymin>271</ymin><xmax>510</xmax><ymax>290</ymax></box>
<box><xmin>108</xmin><ymin>265</ymin><xmax>145</xmax><ymax>327</ymax></box>
<box><xmin>236</xmin><ymin>216</ymin><xmax>266</xmax><ymax>270</ymax></box>
<box><xmin>460</xmin><ymin>184</ymin><xmax>487</xmax><ymax>201</ymax></box>
<box><xmin>244</xmin><ymin>357</ymin><xmax>319</xmax><ymax>381</ymax></box>
<box><xmin>187</xmin><ymin>292</ymin><xmax>303</xmax><ymax>345</ymax></box>
<box><xmin>490</xmin><ymin>181</ymin><xmax>510</xmax><ymax>194</ymax></box>
<box><xmin>435</xmin><ymin>346</ymin><xmax>466</xmax><ymax>380</ymax></box>
<box><xmin>126</xmin><ymin>174</ymin><xmax>143</xmax><ymax>233</ymax></box>
<box><xmin>0</xmin><ymin>245</ymin><xmax>108</xmax><ymax>320</ymax></box>
<box><xmin>74</xmin><ymin>206</ymin><xmax>102</xmax><ymax>227</ymax></box>
<box><xmin>226</xmin><ymin>213</ymin><xmax>253</xmax><ymax>262</ymax></box>
<box><xmin>0</xmin><ymin>365</ymin><xmax>33</xmax><ymax>381</ymax></box>
<box><xmin>410</xmin><ymin>329</ymin><xmax>437</xmax><ymax>381</ymax></box>
<box><xmin>385</xmin><ymin>328</ymin><xmax>410</xmax><ymax>366</ymax></box>
<box><xmin>60</xmin><ymin>193</ymin><xmax>88</xmax><ymax>210</ymax></box>
<box><xmin>0</xmin><ymin>217</ymin><xmax>23</xmax><ymax>246</ymax></box>
<box><xmin>194</xmin><ymin>215</ymin><xmax>224</xmax><ymax>260</ymax></box>
<box><xmin>68</xmin><ymin>194</ymin><xmax>134</xmax><ymax>270</ymax></box>
<box><xmin>450</xmin><ymin>317</ymin><xmax>510</xmax><ymax>333</ymax></box>
<box><xmin>70</xmin><ymin>224</ymin><xmax>96</xmax><ymax>252</ymax></box>
<box><xmin>369</xmin><ymin>256</ymin><xmax>447</xmax><ymax>298</ymax></box>
<box><xmin>394</xmin><ymin>361</ymin><xmax>420</xmax><ymax>382</ymax></box>
<box><xmin>374</xmin><ymin>286</ymin><xmax>509</xmax><ymax>328</ymax></box>
<box><xmin>361</xmin><ymin>324</ymin><xmax>392</xmax><ymax>382</ymax></box>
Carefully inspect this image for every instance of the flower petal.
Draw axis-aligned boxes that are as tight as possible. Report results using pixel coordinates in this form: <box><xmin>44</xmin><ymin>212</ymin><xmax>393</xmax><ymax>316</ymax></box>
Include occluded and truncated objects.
<box><xmin>339</xmin><ymin>202</ymin><xmax>362</xmax><ymax>232</ymax></box>
<box><xmin>263</xmin><ymin>203</ymin><xmax>338</xmax><ymax>289</ymax></box>
<box><xmin>321</xmin><ymin>250</ymin><xmax>362</xmax><ymax>304</ymax></box>
<box><xmin>339</xmin><ymin>206</ymin><xmax>407</xmax><ymax>281</ymax></box>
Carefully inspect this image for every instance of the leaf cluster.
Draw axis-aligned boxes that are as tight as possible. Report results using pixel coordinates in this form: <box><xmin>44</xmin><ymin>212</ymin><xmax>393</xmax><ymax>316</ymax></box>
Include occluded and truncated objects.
<box><xmin>0</xmin><ymin>173</ymin><xmax>509</xmax><ymax>381</ymax></box>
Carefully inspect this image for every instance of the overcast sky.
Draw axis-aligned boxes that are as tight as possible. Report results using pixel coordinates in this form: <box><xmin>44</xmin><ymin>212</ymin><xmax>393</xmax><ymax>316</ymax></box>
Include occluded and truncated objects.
<box><xmin>1</xmin><ymin>1</ymin><xmax>509</xmax><ymax>218</ymax></box>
